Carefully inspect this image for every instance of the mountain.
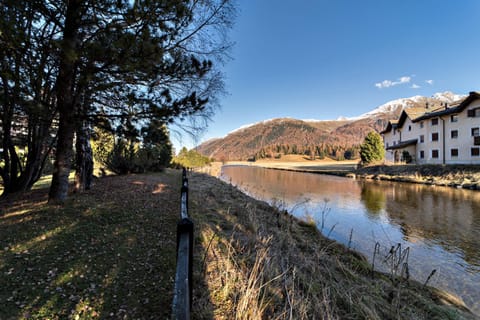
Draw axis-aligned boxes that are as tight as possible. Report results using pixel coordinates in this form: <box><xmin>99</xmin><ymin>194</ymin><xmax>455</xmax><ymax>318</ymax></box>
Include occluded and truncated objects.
<box><xmin>197</xmin><ymin>92</ymin><xmax>466</xmax><ymax>161</ymax></box>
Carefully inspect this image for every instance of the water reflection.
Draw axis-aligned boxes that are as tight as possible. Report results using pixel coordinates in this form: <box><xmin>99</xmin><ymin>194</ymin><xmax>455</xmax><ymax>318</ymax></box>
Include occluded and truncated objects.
<box><xmin>378</xmin><ymin>181</ymin><xmax>480</xmax><ymax>268</ymax></box>
<box><xmin>360</xmin><ymin>183</ymin><xmax>386</xmax><ymax>217</ymax></box>
<box><xmin>221</xmin><ymin>165</ymin><xmax>480</xmax><ymax>315</ymax></box>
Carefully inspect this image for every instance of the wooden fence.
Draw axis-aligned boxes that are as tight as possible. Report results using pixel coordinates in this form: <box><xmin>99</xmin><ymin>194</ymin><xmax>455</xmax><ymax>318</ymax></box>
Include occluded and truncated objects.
<box><xmin>172</xmin><ymin>168</ymin><xmax>194</xmax><ymax>319</ymax></box>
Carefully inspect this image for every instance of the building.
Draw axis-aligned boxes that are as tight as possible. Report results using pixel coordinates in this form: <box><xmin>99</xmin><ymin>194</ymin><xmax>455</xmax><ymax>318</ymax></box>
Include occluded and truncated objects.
<box><xmin>381</xmin><ymin>91</ymin><xmax>480</xmax><ymax>165</ymax></box>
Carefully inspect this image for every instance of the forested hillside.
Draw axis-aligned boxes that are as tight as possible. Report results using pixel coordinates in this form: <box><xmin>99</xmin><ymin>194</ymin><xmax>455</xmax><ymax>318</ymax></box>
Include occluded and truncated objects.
<box><xmin>197</xmin><ymin>118</ymin><xmax>367</xmax><ymax>161</ymax></box>
<box><xmin>196</xmin><ymin>92</ymin><xmax>465</xmax><ymax>161</ymax></box>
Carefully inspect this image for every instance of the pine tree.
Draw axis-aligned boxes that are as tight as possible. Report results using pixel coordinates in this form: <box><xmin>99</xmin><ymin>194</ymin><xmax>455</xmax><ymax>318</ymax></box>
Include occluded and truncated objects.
<box><xmin>0</xmin><ymin>1</ymin><xmax>236</xmax><ymax>201</ymax></box>
<box><xmin>360</xmin><ymin>131</ymin><xmax>385</xmax><ymax>164</ymax></box>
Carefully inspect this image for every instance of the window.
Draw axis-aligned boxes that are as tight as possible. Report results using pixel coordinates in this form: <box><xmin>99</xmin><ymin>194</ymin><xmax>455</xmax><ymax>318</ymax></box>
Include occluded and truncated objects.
<box><xmin>472</xmin><ymin>128</ymin><xmax>480</xmax><ymax>137</ymax></box>
<box><xmin>475</xmin><ymin>136</ymin><xmax>480</xmax><ymax>146</ymax></box>
<box><xmin>432</xmin><ymin>150</ymin><xmax>439</xmax><ymax>158</ymax></box>
<box><xmin>408</xmin><ymin>125</ymin><xmax>411</xmax><ymax>131</ymax></box>
<box><xmin>420</xmin><ymin>122</ymin><xmax>424</xmax><ymax>128</ymax></box>
<box><xmin>420</xmin><ymin>150</ymin><xmax>424</xmax><ymax>159</ymax></box>
<box><xmin>431</xmin><ymin>118</ymin><xmax>438</xmax><ymax>126</ymax></box>
<box><xmin>386</xmin><ymin>142</ymin><xmax>389</xmax><ymax>148</ymax></box>
<box><xmin>451</xmin><ymin>149</ymin><xmax>459</xmax><ymax>157</ymax></box>
<box><xmin>472</xmin><ymin>148</ymin><xmax>480</xmax><ymax>157</ymax></box>
<box><xmin>420</xmin><ymin>135</ymin><xmax>424</xmax><ymax>143</ymax></box>
<box><xmin>432</xmin><ymin>132</ymin><xmax>439</xmax><ymax>141</ymax></box>
<box><xmin>451</xmin><ymin>130</ymin><xmax>458</xmax><ymax>139</ymax></box>
<box><xmin>468</xmin><ymin>108</ymin><xmax>480</xmax><ymax>117</ymax></box>
<box><xmin>451</xmin><ymin>115</ymin><xmax>458</xmax><ymax>122</ymax></box>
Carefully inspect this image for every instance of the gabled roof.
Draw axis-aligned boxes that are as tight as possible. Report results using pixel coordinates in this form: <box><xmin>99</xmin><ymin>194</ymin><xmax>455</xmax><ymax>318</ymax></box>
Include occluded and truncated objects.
<box><xmin>380</xmin><ymin>91</ymin><xmax>479</xmax><ymax>133</ymax></box>
<box><xmin>397</xmin><ymin>105</ymin><xmax>444</xmax><ymax>127</ymax></box>
<box><xmin>380</xmin><ymin>120</ymin><xmax>398</xmax><ymax>134</ymax></box>
<box><xmin>413</xmin><ymin>91</ymin><xmax>480</xmax><ymax>122</ymax></box>
<box><xmin>386</xmin><ymin>139</ymin><xmax>418</xmax><ymax>150</ymax></box>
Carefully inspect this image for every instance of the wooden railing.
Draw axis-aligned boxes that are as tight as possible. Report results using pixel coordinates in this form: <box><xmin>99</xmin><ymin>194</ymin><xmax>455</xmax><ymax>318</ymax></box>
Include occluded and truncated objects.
<box><xmin>172</xmin><ymin>168</ymin><xmax>194</xmax><ymax>319</ymax></box>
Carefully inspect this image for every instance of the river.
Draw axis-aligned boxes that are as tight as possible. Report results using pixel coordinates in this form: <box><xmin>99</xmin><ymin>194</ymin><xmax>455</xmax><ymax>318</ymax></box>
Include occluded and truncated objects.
<box><xmin>220</xmin><ymin>165</ymin><xmax>480</xmax><ymax>315</ymax></box>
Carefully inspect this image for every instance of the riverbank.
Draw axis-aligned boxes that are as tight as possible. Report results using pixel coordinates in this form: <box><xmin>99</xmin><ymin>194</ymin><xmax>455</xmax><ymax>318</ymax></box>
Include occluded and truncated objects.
<box><xmin>190</xmin><ymin>171</ymin><xmax>474</xmax><ymax>319</ymax></box>
<box><xmin>207</xmin><ymin>159</ymin><xmax>480</xmax><ymax>190</ymax></box>
<box><xmin>0</xmin><ymin>170</ymin><xmax>475</xmax><ymax>319</ymax></box>
<box><xmin>355</xmin><ymin>164</ymin><xmax>480</xmax><ymax>190</ymax></box>
<box><xmin>198</xmin><ymin>158</ymin><xmax>359</xmax><ymax>177</ymax></box>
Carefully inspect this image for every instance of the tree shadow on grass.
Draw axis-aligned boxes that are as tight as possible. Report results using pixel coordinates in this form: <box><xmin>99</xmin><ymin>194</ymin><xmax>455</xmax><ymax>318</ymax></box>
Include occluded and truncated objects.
<box><xmin>0</xmin><ymin>173</ymin><xmax>200</xmax><ymax>319</ymax></box>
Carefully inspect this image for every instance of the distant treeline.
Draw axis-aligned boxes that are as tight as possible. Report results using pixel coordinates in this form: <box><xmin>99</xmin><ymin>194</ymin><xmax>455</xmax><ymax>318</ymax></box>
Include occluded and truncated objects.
<box><xmin>252</xmin><ymin>143</ymin><xmax>361</xmax><ymax>161</ymax></box>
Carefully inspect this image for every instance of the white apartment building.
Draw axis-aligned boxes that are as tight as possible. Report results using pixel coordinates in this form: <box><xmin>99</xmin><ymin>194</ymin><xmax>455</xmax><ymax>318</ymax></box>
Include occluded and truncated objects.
<box><xmin>381</xmin><ymin>91</ymin><xmax>480</xmax><ymax>165</ymax></box>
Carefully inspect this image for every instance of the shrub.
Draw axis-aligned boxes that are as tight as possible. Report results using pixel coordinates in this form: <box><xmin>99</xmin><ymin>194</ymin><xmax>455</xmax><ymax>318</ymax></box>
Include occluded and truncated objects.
<box><xmin>172</xmin><ymin>147</ymin><xmax>211</xmax><ymax>168</ymax></box>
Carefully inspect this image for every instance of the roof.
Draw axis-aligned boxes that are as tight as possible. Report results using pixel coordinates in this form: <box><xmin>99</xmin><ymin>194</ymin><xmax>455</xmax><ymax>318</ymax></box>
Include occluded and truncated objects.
<box><xmin>380</xmin><ymin>91</ymin><xmax>479</xmax><ymax>134</ymax></box>
<box><xmin>397</xmin><ymin>105</ymin><xmax>444</xmax><ymax>127</ymax></box>
<box><xmin>414</xmin><ymin>91</ymin><xmax>480</xmax><ymax>122</ymax></box>
<box><xmin>386</xmin><ymin>138</ymin><xmax>418</xmax><ymax>150</ymax></box>
<box><xmin>380</xmin><ymin>120</ymin><xmax>398</xmax><ymax>134</ymax></box>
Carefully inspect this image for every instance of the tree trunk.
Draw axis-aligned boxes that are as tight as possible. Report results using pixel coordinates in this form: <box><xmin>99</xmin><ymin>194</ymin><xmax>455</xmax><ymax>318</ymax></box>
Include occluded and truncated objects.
<box><xmin>48</xmin><ymin>0</ymin><xmax>83</xmax><ymax>203</ymax></box>
<box><xmin>49</xmin><ymin>112</ymin><xmax>76</xmax><ymax>202</ymax></box>
<box><xmin>74</xmin><ymin>121</ymin><xmax>93</xmax><ymax>192</ymax></box>
<box><xmin>0</xmin><ymin>95</ymin><xmax>57</xmax><ymax>198</ymax></box>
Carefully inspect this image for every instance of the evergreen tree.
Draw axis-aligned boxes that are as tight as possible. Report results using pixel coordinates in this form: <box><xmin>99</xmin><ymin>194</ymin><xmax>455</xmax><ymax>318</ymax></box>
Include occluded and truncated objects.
<box><xmin>360</xmin><ymin>131</ymin><xmax>384</xmax><ymax>164</ymax></box>
<box><xmin>0</xmin><ymin>1</ymin><xmax>58</xmax><ymax>196</ymax></box>
<box><xmin>140</xmin><ymin>119</ymin><xmax>173</xmax><ymax>170</ymax></box>
<box><xmin>0</xmin><ymin>0</ymin><xmax>236</xmax><ymax>200</ymax></box>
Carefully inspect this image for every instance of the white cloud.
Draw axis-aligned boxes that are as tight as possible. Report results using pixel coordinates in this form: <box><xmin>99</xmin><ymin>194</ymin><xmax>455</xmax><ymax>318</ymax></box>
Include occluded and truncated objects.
<box><xmin>425</xmin><ymin>79</ymin><xmax>434</xmax><ymax>85</ymax></box>
<box><xmin>411</xmin><ymin>84</ymin><xmax>420</xmax><ymax>89</ymax></box>
<box><xmin>375</xmin><ymin>80</ymin><xmax>393</xmax><ymax>89</ymax></box>
<box><xmin>375</xmin><ymin>76</ymin><xmax>411</xmax><ymax>89</ymax></box>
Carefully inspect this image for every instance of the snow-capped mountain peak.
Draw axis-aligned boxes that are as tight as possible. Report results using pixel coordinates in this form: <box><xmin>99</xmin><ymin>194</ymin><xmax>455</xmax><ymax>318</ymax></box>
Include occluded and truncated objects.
<box><xmin>358</xmin><ymin>91</ymin><xmax>466</xmax><ymax>119</ymax></box>
<box><xmin>431</xmin><ymin>91</ymin><xmax>465</xmax><ymax>103</ymax></box>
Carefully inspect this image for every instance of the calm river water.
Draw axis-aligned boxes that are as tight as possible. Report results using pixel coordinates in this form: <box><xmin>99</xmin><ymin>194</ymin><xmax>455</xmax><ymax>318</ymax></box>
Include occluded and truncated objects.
<box><xmin>220</xmin><ymin>165</ymin><xmax>480</xmax><ymax>315</ymax></box>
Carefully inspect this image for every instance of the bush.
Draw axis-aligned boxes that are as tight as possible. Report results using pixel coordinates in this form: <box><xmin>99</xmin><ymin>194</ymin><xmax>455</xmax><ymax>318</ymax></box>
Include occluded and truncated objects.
<box><xmin>105</xmin><ymin>140</ymin><xmax>139</xmax><ymax>174</ymax></box>
<box><xmin>104</xmin><ymin>140</ymin><xmax>172</xmax><ymax>174</ymax></box>
<box><xmin>402</xmin><ymin>150</ymin><xmax>413</xmax><ymax>163</ymax></box>
<box><xmin>93</xmin><ymin>120</ymin><xmax>173</xmax><ymax>174</ymax></box>
<box><xmin>172</xmin><ymin>147</ymin><xmax>211</xmax><ymax>168</ymax></box>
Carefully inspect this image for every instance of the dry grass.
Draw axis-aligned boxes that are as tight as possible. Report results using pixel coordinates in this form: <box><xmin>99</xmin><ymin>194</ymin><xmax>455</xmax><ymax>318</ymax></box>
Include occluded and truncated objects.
<box><xmin>188</xmin><ymin>171</ymin><xmax>475</xmax><ymax>319</ymax></box>
<box><xmin>356</xmin><ymin>164</ymin><xmax>480</xmax><ymax>190</ymax></box>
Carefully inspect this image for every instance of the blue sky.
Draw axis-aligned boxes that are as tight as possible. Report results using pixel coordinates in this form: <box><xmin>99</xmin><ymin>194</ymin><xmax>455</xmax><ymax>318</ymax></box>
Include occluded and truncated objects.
<box><xmin>172</xmin><ymin>0</ymin><xmax>480</xmax><ymax>150</ymax></box>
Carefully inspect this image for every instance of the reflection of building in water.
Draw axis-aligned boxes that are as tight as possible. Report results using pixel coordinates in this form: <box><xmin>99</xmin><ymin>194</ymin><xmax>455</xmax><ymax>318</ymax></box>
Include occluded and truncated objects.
<box><xmin>369</xmin><ymin>181</ymin><xmax>480</xmax><ymax>267</ymax></box>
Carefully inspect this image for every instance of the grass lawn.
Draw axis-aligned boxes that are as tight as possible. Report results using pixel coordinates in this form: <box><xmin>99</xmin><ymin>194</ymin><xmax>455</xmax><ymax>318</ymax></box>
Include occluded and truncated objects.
<box><xmin>0</xmin><ymin>170</ymin><xmax>181</xmax><ymax>319</ymax></box>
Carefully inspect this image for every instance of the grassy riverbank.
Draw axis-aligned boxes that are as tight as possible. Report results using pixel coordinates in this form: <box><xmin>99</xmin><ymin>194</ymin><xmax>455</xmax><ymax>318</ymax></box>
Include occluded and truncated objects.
<box><xmin>355</xmin><ymin>164</ymin><xmax>480</xmax><ymax>190</ymax></box>
<box><xmin>210</xmin><ymin>157</ymin><xmax>480</xmax><ymax>190</ymax></box>
<box><xmin>0</xmin><ymin>170</ymin><xmax>475</xmax><ymax>319</ymax></box>
<box><xmin>197</xmin><ymin>157</ymin><xmax>359</xmax><ymax>177</ymax></box>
